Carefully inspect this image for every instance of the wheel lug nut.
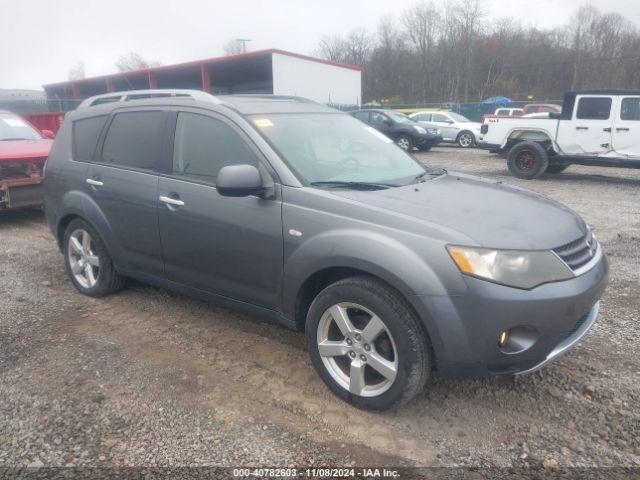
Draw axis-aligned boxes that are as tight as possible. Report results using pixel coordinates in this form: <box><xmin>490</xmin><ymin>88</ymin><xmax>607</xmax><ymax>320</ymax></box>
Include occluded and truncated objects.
<box><xmin>346</xmin><ymin>338</ymin><xmax>353</xmax><ymax>345</ymax></box>
<box><xmin>349</xmin><ymin>351</ymin><xmax>356</xmax><ymax>358</ymax></box>
<box><xmin>355</xmin><ymin>333</ymin><xmax>362</xmax><ymax>341</ymax></box>
<box><xmin>360</xmin><ymin>354</ymin><xmax>367</xmax><ymax>362</ymax></box>
<box><xmin>364</xmin><ymin>344</ymin><xmax>371</xmax><ymax>351</ymax></box>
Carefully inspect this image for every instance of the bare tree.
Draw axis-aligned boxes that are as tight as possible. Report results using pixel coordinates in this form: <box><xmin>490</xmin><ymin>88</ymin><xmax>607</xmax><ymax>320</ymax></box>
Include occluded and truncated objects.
<box><xmin>314</xmin><ymin>2</ymin><xmax>640</xmax><ymax>105</ymax></box>
<box><xmin>115</xmin><ymin>52</ymin><xmax>161</xmax><ymax>72</ymax></box>
<box><xmin>68</xmin><ymin>61</ymin><xmax>85</xmax><ymax>80</ymax></box>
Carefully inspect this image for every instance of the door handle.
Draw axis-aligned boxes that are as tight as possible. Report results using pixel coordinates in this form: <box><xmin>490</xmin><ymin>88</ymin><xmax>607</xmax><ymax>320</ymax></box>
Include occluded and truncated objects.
<box><xmin>603</xmin><ymin>127</ymin><xmax>612</xmax><ymax>132</ymax></box>
<box><xmin>576</xmin><ymin>126</ymin><xmax>589</xmax><ymax>130</ymax></box>
<box><xmin>86</xmin><ymin>178</ymin><xmax>104</xmax><ymax>187</ymax></box>
<box><xmin>159</xmin><ymin>195</ymin><xmax>185</xmax><ymax>207</ymax></box>
<box><xmin>616</xmin><ymin>127</ymin><xmax>630</xmax><ymax>132</ymax></box>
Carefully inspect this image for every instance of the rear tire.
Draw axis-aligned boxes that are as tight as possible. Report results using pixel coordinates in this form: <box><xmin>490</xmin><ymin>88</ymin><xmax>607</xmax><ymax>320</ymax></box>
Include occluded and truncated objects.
<box><xmin>306</xmin><ymin>276</ymin><xmax>431</xmax><ymax>410</ymax></box>
<box><xmin>396</xmin><ymin>135</ymin><xmax>413</xmax><ymax>151</ymax></box>
<box><xmin>507</xmin><ymin>141</ymin><xmax>549</xmax><ymax>179</ymax></box>
<box><xmin>63</xmin><ymin>219</ymin><xmax>126</xmax><ymax>297</ymax></box>
<box><xmin>545</xmin><ymin>164</ymin><xmax>570</xmax><ymax>174</ymax></box>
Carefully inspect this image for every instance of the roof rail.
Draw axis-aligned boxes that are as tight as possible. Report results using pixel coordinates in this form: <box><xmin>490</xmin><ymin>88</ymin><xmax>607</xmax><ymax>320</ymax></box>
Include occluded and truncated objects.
<box><xmin>77</xmin><ymin>89</ymin><xmax>222</xmax><ymax>108</ymax></box>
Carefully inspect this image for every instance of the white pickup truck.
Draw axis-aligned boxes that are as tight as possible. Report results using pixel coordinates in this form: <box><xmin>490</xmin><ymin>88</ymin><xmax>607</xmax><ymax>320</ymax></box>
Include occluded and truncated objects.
<box><xmin>478</xmin><ymin>90</ymin><xmax>640</xmax><ymax>179</ymax></box>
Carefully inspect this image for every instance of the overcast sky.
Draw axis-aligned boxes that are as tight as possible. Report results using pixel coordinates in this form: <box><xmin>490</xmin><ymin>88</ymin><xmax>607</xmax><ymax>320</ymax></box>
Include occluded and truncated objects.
<box><xmin>1</xmin><ymin>0</ymin><xmax>639</xmax><ymax>90</ymax></box>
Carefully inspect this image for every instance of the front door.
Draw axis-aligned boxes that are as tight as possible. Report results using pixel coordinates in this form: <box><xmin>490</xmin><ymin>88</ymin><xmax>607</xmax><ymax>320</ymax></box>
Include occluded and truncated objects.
<box><xmin>613</xmin><ymin>96</ymin><xmax>640</xmax><ymax>159</ymax></box>
<box><xmin>87</xmin><ymin>109</ymin><xmax>166</xmax><ymax>276</ymax></box>
<box><xmin>157</xmin><ymin>110</ymin><xmax>283</xmax><ymax>310</ymax></box>
<box><xmin>431</xmin><ymin>113</ymin><xmax>457</xmax><ymax>141</ymax></box>
<box><xmin>556</xmin><ymin>95</ymin><xmax>613</xmax><ymax>156</ymax></box>
<box><xmin>370</xmin><ymin>112</ymin><xmax>394</xmax><ymax>138</ymax></box>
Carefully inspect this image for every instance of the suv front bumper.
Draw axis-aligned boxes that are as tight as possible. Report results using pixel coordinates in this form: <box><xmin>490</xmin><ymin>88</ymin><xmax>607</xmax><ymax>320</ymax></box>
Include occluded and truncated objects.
<box><xmin>412</xmin><ymin>253</ymin><xmax>608</xmax><ymax>378</ymax></box>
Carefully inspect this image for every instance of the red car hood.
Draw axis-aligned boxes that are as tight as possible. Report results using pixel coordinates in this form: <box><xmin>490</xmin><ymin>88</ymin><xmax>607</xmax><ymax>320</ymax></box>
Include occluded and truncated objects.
<box><xmin>0</xmin><ymin>139</ymin><xmax>53</xmax><ymax>162</ymax></box>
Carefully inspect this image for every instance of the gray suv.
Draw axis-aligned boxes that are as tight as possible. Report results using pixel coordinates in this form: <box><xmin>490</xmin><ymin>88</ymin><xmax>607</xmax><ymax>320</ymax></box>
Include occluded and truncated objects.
<box><xmin>44</xmin><ymin>90</ymin><xmax>608</xmax><ymax>410</ymax></box>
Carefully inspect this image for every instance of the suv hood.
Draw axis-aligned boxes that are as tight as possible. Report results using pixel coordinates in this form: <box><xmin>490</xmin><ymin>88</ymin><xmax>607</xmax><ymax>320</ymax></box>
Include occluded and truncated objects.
<box><xmin>0</xmin><ymin>139</ymin><xmax>52</xmax><ymax>163</ymax></box>
<box><xmin>332</xmin><ymin>173</ymin><xmax>585</xmax><ymax>250</ymax></box>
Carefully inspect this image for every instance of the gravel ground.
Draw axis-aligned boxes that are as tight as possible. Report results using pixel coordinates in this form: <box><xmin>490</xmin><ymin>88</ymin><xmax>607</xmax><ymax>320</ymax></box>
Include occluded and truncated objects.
<box><xmin>0</xmin><ymin>147</ymin><xmax>638</xmax><ymax>473</ymax></box>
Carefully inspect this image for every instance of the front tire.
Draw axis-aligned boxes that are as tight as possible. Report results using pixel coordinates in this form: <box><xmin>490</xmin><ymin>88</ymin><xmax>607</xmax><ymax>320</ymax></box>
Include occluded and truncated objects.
<box><xmin>306</xmin><ymin>276</ymin><xmax>431</xmax><ymax>410</ymax></box>
<box><xmin>456</xmin><ymin>131</ymin><xmax>475</xmax><ymax>148</ymax></box>
<box><xmin>507</xmin><ymin>141</ymin><xmax>549</xmax><ymax>179</ymax></box>
<box><xmin>396</xmin><ymin>135</ymin><xmax>413</xmax><ymax>151</ymax></box>
<box><xmin>63</xmin><ymin>219</ymin><xmax>126</xmax><ymax>297</ymax></box>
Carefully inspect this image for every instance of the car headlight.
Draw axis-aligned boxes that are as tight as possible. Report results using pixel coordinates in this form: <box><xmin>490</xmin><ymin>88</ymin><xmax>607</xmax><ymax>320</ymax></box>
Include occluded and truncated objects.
<box><xmin>413</xmin><ymin>126</ymin><xmax>427</xmax><ymax>134</ymax></box>
<box><xmin>447</xmin><ymin>245</ymin><xmax>574</xmax><ymax>289</ymax></box>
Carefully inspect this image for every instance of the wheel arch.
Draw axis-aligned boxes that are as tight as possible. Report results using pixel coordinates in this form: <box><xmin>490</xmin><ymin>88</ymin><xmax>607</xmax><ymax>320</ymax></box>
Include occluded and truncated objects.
<box><xmin>54</xmin><ymin>191</ymin><xmax>122</xmax><ymax>264</ymax></box>
<box><xmin>502</xmin><ymin>129</ymin><xmax>557</xmax><ymax>153</ymax></box>
<box><xmin>292</xmin><ymin>266</ymin><xmax>438</xmax><ymax>368</ymax></box>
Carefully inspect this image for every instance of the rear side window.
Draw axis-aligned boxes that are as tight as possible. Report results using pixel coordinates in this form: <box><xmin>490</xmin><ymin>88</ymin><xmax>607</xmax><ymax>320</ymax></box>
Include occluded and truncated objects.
<box><xmin>172</xmin><ymin>112</ymin><xmax>258</xmax><ymax>184</ymax></box>
<box><xmin>73</xmin><ymin>116</ymin><xmax>107</xmax><ymax>161</ymax></box>
<box><xmin>101</xmin><ymin>111</ymin><xmax>164</xmax><ymax>170</ymax></box>
<box><xmin>620</xmin><ymin>98</ymin><xmax>640</xmax><ymax>121</ymax></box>
<box><xmin>576</xmin><ymin>97</ymin><xmax>612</xmax><ymax>120</ymax></box>
<box><xmin>432</xmin><ymin>113</ymin><xmax>449</xmax><ymax>122</ymax></box>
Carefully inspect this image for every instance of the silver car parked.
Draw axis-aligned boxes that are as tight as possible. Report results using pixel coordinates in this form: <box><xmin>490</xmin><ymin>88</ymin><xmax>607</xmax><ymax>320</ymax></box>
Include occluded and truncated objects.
<box><xmin>410</xmin><ymin>111</ymin><xmax>483</xmax><ymax>148</ymax></box>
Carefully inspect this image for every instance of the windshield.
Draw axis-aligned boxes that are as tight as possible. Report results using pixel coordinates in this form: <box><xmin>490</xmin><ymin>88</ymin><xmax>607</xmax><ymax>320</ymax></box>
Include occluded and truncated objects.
<box><xmin>386</xmin><ymin>111</ymin><xmax>412</xmax><ymax>124</ymax></box>
<box><xmin>251</xmin><ymin>113</ymin><xmax>426</xmax><ymax>187</ymax></box>
<box><xmin>449</xmin><ymin>112</ymin><xmax>470</xmax><ymax>122</ymax></box>
<box><xmin>0</xmin><ymin>113</ymin><xmax>42</xmax><ymax>141</ymax></box>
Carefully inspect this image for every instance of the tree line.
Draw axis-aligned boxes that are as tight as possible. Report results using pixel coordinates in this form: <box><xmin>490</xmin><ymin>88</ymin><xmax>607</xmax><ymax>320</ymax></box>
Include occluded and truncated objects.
<box><xmin>315</xmin><ymin>2</ymin><xmax>640</xmax><ymax>104</ymax></box>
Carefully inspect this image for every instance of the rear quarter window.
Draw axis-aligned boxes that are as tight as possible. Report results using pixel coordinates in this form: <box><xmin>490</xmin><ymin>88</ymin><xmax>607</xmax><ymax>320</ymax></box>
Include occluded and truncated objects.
<box><xmin>72</xmin><ymin>115</ymin><xmax>107</xmax><ymax>161</ymax></box>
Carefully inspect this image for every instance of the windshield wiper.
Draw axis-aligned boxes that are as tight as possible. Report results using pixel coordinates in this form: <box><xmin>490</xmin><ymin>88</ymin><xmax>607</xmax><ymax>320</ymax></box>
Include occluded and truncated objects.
<box><xmin>414</xmin><ymin>167</ymin><xmax>447</xmax><ymax>182</ymax></box>
<box><xmin>310</xmin><ymin>181</ymin><xmax>392</xmax><ymax>190</ymax></box>
<box><xmin>1</xmin><ymin>137</ymin><xmax>30</xmax><ymax>141</ymax></box>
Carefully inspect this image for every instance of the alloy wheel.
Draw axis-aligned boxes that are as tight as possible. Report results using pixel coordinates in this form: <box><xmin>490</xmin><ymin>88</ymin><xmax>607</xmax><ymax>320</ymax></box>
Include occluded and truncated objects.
<box><xmin>458</xmin><ymin>133</ymin><xmax>473</xmax><ymax>147</ymax></box>
<box><xmin>67</xmin><ymin>228</ymin><xmax>100</xmax><ymax>288</ymax></box>
<box><xmin>397</xmin><ymin>137</ymin><xmax>410</xmax><ymax>150</ymax></box>
<box><xmin>317</xmin><ymin>303</ymin><xmax>398</xmax><ymax>397</ymax></box>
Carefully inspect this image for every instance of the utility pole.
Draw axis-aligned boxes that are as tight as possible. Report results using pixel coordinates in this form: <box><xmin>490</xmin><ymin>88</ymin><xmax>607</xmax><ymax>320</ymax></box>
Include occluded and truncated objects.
<box><xmin>236</xmin><ymin>38</ymin><xmax>252</xmax><ymax>53</ymax></box>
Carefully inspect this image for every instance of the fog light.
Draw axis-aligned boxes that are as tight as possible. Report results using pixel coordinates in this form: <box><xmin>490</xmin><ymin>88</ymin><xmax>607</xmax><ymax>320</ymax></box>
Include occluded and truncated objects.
<box><xmin>498</xmin><ymin>330</ymin><xmax>509</xmax><ymax>348</ymax></box>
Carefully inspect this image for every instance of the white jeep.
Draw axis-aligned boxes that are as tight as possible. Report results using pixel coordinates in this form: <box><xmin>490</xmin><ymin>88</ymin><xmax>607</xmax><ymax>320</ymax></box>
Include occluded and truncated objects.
<box><xmin>478</xmin><ymin>90</ymin><xmax>640</xmax><ymax>179</ymax></box>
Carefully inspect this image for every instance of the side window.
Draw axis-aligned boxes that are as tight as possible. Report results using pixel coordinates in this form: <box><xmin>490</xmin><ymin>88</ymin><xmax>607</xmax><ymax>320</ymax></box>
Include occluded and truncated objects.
<box><xmin>576</xmin><ymin>97</ymin><xmax>612</xmax><ymax>120</ymax></box>
<box><xmin>415</xmin><ymin>113</ymin><xmax>431</xmax><ymax>122</ymax></box>
<box><xmin>432</xmin><ymin>114</ymin><xmax>449</xmax><ymax>122</ymax></box>
<box><xmin>370</xmin><ymin>112</ymin><xmax>388</xmax><ymax>126</ymax></box>
<box><xmin>102</xmin><ymin>111</ymin><xmax>164</xmax><ymax>170</ymax></box>
<box><xmin>73</xmin><ymin>115</ymin><xmax>107</xmax><ymax>161</ymax></box>
<box><xmin>620</xmin><ymin>98</ymin><xmax>640</xmax><ymax>121</ymax></box>
<box><xmin>172</xmin><ymin>112</ymin><xmax>258</xmax><ymax>184</ymax></box>
<box><xmin>496</xmin><ymin>109</ymin><xmax>507</xmax><ymax>115</ymax></box>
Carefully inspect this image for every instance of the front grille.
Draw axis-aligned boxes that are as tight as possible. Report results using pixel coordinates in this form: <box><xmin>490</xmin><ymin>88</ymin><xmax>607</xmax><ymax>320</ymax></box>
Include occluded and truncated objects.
<box><xmin>553</xmin><ymin>229</ymin><xmax>598</xmax><ymax>271</ymax></box>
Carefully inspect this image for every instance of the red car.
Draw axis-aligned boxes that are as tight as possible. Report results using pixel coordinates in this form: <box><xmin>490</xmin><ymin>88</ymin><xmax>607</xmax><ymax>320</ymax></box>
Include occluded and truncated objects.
<box><xmin>0</xmin><ymin>110</ymin><xmax>54</xmax><ymax>210</ymax></box>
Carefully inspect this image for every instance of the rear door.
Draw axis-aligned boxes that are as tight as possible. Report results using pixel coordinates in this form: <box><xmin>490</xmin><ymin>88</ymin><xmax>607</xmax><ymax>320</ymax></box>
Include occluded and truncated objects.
<box><xmin>87</xmin><ymin>108</ymin><xmax>166</xmax><ymax>276</ymax></box>
<box><xmin>613</xmin><ymin>96</ymin><xmax>640</xmax><ymax>159</ymax></box>
<box><xmin>556</xmin><ymin>95</ymin><xmax>614</xmax><ymax>156</ymax></box>
<box><xmin>157</xmin><ymin>109</ymin><xmax>283</xmax><ymax>309</ymax></box>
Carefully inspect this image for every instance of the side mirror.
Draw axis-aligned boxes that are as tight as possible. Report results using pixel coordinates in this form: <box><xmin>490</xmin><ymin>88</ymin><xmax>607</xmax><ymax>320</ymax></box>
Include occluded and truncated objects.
<box><xmin>383</xmin><ymin>119</ymin><xmax>393</xmax><ymax>126</ymax></box>
<box><xmin>216</xmin><ymin>164</ymin><xmax>264</xmax><ymax>197</ymax></box>
<box><xmin>41</xmin><ymin>129</ymin><xmax>55</xmax><ymax>139</ymax></box>
<box><xmin>445</xmin><ymin>120</ymin><xmax>454</xmax><ymax>124</ymax></box>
